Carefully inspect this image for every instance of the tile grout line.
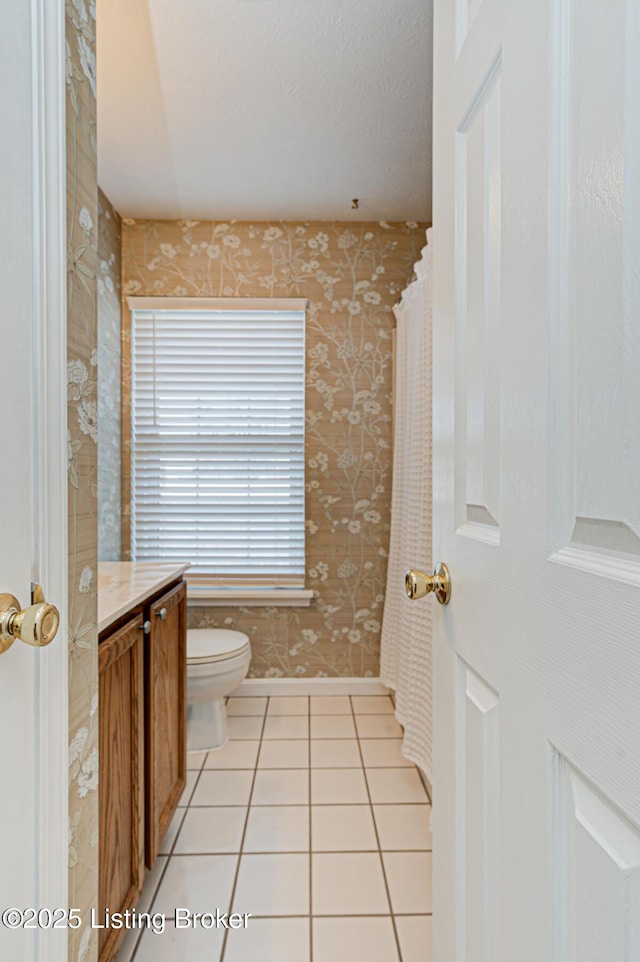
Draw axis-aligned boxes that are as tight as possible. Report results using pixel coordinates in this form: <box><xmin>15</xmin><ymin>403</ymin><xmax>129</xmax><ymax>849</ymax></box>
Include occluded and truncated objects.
<box><xmin>219</xmin><ymin>695</ymin><xmax>270</xmax><ymax>962</ymax></box>
<box><xmin>166</xmin><ymin>846</ymin><xmax>430</xmax><ymax>856</ymax></box>
<box><xmin>134</xmin><ymin>695</ymin><xmax>417</xmax><ymax>961</ymax></box>
<box><xmin>159</xmin><ymin>805</ymin><xmax>188</xmax><ymax>857</ymax></box>
<box><xmin>217</xmin><ymin>912</ymin><xmax>433</xmax><ymax>918</ymax></box>
<box><xmin>169</xmin><ymin>745</ymin><xmax>207</xmax><ymax>852</ymax></box>
<box><xmin>189</xmin><ymin>798</ymin><xmax>425</xmax><ymax>806</ymax></box>
<box><xmin>350</xmin><ymin>693</ymin><xmax>404</xmax><ymax>962</ymax></box>
<box><xmin>130</xmin><ymin>750</ymin><xmax>208</xmax><ymax>961</ymax></box>
<box><xmin>129</xmin><ymin>855</ymin><xmax>172</xmax><ymax>962</ymax></box>
<box><xmin>129</xmin><ymin>756</ymin><xmax>201</xmax><ymax>962</ymax></box>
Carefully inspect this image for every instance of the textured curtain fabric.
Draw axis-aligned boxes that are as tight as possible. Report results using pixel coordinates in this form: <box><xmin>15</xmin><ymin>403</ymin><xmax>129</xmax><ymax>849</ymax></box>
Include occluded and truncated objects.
<box><xmin>381</xmin><ymin>228</ymin><xmax>433</xmax><ymax>782</ymax></box>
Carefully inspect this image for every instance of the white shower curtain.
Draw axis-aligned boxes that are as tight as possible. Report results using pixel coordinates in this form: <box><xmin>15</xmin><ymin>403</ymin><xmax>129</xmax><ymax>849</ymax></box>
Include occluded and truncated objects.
<box><xmin>380</xmin><ymin>228</ymin><xmax>433</xmax><ymax>782</ymax></box>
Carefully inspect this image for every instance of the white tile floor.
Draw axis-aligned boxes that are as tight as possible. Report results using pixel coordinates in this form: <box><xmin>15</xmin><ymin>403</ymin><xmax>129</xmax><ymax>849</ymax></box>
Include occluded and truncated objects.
<box><xmin>118</xmin><ymin>694</ymin><xmax>432</xmax><ymax>962</ymax></box>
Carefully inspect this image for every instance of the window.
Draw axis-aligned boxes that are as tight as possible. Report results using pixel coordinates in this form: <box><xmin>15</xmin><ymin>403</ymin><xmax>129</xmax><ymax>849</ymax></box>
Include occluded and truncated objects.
<box><xmin>128</xmin><ymin>297</ymin><xmax>307</xmax><ymax>588</ymax></box>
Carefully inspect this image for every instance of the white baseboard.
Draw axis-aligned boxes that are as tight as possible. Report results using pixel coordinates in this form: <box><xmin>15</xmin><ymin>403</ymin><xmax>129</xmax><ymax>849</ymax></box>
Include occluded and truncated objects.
<box><xmin>235</xmin><ymin>677</ymin><xmax>390</xmax><ymax>696</ymax></box>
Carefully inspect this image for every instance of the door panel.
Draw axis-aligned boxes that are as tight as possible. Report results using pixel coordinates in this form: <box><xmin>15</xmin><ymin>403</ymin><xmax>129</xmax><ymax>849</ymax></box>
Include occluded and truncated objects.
<box><xmin>455</xmin><ymin>56</ymin><xmax>502</xmax><ymax>543</ymax></box>
<box><xmin>550</xmin><ymin>0</ymin><xmax>640</xmax><ymax>576</ymax></box>
<box><xmin>553</xmin><ymin>759</ymin><xmax>640</xmax><ymax>962</ymax></box>
<box><xmin>99</xmin><ymin>614</ymin><xmax>145</xmax><ymax>962</ymax></box>
<box><xmin>456</xmin><ymin>0</ymin><xmax>485</xmax><ymax>54</ymax></box>
<box><xmin>146</xmin><ymin>580</ymin><xmax>187</xmax><ymax>867</ymax></box>
<box><xmin>457</xmin><ymin>662</ymin><xmax>499</xmax><ymax>962</ymax></box>
<box><xmin>433</xmin><ymin>0</ymin><xmax>640</xmax><ymax>959</ymax></box>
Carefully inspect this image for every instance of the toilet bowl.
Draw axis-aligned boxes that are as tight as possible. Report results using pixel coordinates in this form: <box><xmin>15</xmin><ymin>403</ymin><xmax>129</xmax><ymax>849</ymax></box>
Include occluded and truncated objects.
<box><xmin>186</xmin><ymin>628</ymin><xmax>252</xmax><ymax>752</ymax></box>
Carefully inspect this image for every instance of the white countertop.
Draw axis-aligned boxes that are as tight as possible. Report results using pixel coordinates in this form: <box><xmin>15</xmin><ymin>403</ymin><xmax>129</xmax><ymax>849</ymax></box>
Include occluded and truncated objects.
<box><xmin>98</xmin><ymin>561</ymin><xmax>191</xmax><ymax>634</ymax></box>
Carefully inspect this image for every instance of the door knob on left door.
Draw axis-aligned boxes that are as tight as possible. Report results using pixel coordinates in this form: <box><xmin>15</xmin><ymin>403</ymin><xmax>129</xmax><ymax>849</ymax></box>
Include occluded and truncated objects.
<box><xmin>405</xmin><ymin>563</ymin><xmax>452</xmax><ymax>605</ymax></box>
<box><xmin>0</xmin><ymin>591</ymin><xmax>60</xmax><ymax>655</ymax></box>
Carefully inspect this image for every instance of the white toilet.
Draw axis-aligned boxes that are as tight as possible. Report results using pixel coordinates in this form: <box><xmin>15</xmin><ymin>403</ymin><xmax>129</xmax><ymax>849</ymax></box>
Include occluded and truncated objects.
<box><xmin>186</xmin><ymin>628</ymin><xmax>252</xmax><ymax>752</ymax></box>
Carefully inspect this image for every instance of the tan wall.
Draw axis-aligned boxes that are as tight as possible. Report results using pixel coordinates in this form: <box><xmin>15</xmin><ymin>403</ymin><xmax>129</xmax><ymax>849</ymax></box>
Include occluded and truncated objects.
<box><xmin>66</xmin><ymin>4</ymin><xmax>99</xmax><ymax>961</ymax></box>
<box><xmin>97</xmin><ymin>189</ymin><xmax>122</xmax><ymax>561</ymax></box>
<box><xmin>122</xmin><ymin>219</ymin><xmax>426</xmax><ymax>677</ymax></box>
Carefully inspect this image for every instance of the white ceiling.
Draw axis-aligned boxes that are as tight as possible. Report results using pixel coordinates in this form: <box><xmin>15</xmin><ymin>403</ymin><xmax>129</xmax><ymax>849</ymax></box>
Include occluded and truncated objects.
<box><xmin>97</xmin><ymin>0</ymin><xmax>432</xmax><ymax>222</ymax></box>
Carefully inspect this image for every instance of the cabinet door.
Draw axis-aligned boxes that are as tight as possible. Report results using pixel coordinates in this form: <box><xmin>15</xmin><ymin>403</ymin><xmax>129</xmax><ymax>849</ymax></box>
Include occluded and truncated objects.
<box><xmin>98</xmin><ymin>613</ymin><xmax>145</xmax><ymax>962</ymax></box>
<box><xmin>146</xmin><ymin>580</ymin><xmax>187</xmax><ymax>867</ymax></box>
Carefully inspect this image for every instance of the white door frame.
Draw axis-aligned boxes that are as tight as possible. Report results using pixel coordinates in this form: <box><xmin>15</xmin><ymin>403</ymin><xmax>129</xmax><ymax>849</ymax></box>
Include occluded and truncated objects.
<box><xmin>31</xmin><ymin>1</ymin><xmax>68</xmax><ymax>957</ymax></box>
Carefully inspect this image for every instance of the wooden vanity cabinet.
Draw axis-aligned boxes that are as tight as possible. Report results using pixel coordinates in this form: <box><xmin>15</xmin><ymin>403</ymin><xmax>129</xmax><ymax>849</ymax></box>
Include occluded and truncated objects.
<box><xmin>98</xmin><ymin>576</ymin><xmax>187</xmax><ymax>962</ymax></box>
<box><xmin>145</xmin><ymin>580</ymin><xmax>187</xmax><ymax>867</ymax></box>
<box><xmin>98</xmin><ymin>613</ymin><xmax>145</xmax><ymax>962</ymax></box>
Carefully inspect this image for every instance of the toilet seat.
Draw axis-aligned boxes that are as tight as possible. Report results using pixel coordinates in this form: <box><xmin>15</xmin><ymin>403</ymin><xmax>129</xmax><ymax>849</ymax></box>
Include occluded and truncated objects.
<box><xmin>187</xmin><ymin>628</ymin><xmax>251</xmax><ymax>666</ymax></box>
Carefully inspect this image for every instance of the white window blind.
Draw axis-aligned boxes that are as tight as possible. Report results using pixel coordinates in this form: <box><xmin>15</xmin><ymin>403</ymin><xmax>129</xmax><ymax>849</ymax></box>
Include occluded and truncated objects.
<box><xmin>130</xmin><ymin>301</ymin><xmax>306</xmax><ymax>583</ymax></box>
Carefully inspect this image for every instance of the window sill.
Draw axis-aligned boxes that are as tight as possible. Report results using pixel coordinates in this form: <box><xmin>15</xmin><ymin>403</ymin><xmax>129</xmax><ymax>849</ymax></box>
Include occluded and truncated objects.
<box><xmin>186</xmin><ymin>586</ymin><xmax>314</xmax><ymax>607</ymax></box>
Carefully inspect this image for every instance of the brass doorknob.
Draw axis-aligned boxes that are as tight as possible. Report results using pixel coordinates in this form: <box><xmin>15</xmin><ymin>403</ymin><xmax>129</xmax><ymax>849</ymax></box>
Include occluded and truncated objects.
<box><xmin>0</xmin><ymin>591</ymin><xmax>60</xmax><ymax>655</ymax></box>
<box><xmin>405</xmin><ymin>563</ymin><xmax>452</xmax><ymax>605</ymax></box>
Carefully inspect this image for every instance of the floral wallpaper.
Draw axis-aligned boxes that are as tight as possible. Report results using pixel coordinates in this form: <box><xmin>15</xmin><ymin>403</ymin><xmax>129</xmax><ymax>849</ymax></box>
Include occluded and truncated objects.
<box><xmin>122</xmin><ymin>219</ymin><xmax>427</xmax><ymax>677</ymax></box>
<box><xmin>66</xmin><ymin>1</ymin><xmax>99</xmax><ymax>960</ymax></box>
<box><xmin>97</xmin><ymin>189</ymin><xmax>122</xmax><ymax>561</ymax></box>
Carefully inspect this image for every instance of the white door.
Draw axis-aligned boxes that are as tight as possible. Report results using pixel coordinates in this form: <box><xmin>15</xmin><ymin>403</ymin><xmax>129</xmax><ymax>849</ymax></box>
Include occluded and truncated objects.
<box><xmin>432</xmin><ymin>0</ymin><xmax>640</xmax><ymax>960</ymax></box>
<box><xmin>0</xmin><ymin>2</ymin><xmax>68</xmax><ymax>960</ymax></box>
